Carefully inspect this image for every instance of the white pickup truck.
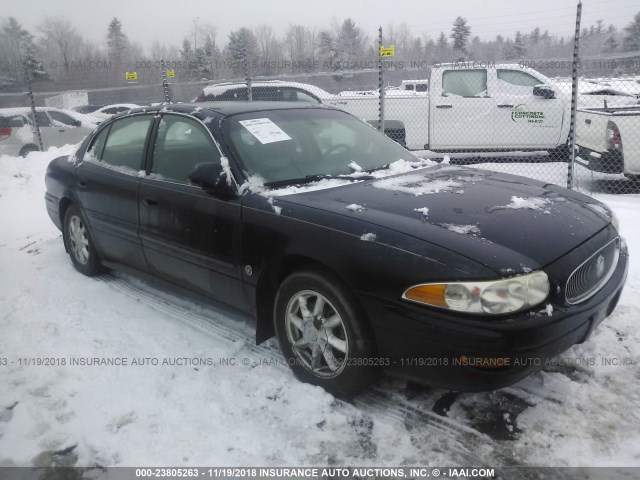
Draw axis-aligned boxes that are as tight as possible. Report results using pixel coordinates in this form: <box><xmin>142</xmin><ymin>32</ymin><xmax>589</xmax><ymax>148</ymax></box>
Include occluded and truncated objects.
<box><xmin>195</xmin><ymin>64</ymin><xmax>575</xmax><ymax>155</ymax></box>
<box><xmin>575</xmin><ymin>105</ymin><xmax>640</xmax><ymax>179</ymax></box>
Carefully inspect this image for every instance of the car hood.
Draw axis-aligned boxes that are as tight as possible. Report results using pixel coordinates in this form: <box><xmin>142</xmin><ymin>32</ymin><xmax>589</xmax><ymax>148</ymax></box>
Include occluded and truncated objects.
<box><xmin>275</xmin><ymin>165</ymin><xmax>612</xmax><ymax>274</ymax></box>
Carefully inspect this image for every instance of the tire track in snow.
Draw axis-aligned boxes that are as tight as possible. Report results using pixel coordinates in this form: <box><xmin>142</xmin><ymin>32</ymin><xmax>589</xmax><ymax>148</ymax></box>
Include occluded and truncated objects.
<box><xmin>97</xmin><ymin>271</ymin><xmax>536</xmax><ymax>468</ymax></box>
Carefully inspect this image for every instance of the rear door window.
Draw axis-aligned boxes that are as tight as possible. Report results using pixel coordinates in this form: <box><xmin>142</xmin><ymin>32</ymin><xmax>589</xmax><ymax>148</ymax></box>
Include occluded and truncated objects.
<box><xmin>49</xmin><ymin>111</ymin><xmax>78</xmax><ymax>126</ymax></box>
<box><xmin>218</xmin><ymin>88</ymin><xmax>248</xmax><ymax>101</ymax></box>
<box><xmin>253</xmin><ymin>87</ymin><xmax>284</xmax><ymax>101</ymax></box>
<box><xmin>497</xmin><ymin>70</ymin><xmax>542</xmax><ymax>88</ymax></box>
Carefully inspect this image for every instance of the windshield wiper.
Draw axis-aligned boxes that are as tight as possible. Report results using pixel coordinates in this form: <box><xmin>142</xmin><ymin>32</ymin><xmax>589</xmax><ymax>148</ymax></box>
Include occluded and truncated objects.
<box><xmin>366</xmin><ymin>164</ymin><xmax>390</xmax><ymax>173</ymax></box>
<box><xmin>264</xmin><ymin>174</ymin><xmax>332</xmax><ymax>188</ymax></box>
<box><xmin>265</xmin><ymin>172</ymin><xmax>378</xmax><ymax>189</ymax></box>
<box><xmin>336</xmin><ymin>173</ymin><xmax>375</xmax><ymax>180</ymax></box>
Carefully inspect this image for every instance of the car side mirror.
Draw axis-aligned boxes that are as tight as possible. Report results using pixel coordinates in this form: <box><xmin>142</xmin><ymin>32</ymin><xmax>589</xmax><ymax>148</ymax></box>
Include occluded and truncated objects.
<box><xmin>533</xmin><ymin>85</ymin><xmax>555</xmax><ymax>99</ymax></box>
<box><xmin>188</xmin><ymin>161</ymin><xmax>236</xmax><ymax>197</ymax></box>
<box><xmin>73</xmin><ymin>120</ymin><xmax>82</xmax><ymax>127</ymax></box>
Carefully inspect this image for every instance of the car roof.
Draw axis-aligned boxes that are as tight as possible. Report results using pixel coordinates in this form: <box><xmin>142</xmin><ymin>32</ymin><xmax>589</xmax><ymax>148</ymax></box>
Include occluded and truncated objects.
<box><xmin>201</xmin><ymin>81</ymin><xmax>334</xmax><ymax>100</ymax></box>
<box><xmin>123</xmin><ymin>101</ymin><xmax>337</xmax><ymax>119</ymax></box>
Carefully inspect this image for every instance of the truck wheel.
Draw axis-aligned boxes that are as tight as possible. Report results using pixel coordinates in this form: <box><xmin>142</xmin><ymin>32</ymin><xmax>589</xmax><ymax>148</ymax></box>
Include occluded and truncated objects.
<box><xmin>548</xmin><ymin>144</ymin><xmax>571</xmax><ymax>162</ymax></box>
<box><xmin>624</xmin><ymin>174</ymin><xmax>640</xmax><ymax>182</ymax></box>
<box><xmin>63</xmin><ymin>205</ymin><xmax>102</xmax><ymax>276</ymax></box>
<box><xmin>274</xmin><ymin>270</ymin><xmax>378</xmax><ymax>396</ymax></box>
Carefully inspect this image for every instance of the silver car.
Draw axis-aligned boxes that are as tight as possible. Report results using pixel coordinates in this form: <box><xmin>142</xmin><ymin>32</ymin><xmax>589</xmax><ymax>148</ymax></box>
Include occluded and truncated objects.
<box><xmin>0</xmin><ymin>107</ymin><xmax>97</xmax><ymax>157</ymax></box>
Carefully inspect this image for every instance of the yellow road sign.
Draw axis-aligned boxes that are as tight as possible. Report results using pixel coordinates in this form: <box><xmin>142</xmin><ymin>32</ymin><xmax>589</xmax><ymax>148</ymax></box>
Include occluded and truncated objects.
<box><xmin>380</xmin><ymin>45</ymin><xmax>395</xmax><ymax>57</ymax></box>
<box><xmin>125</xmin><ymin>71</ymin><xmax>138</xmax><ymax>81</ymax></box>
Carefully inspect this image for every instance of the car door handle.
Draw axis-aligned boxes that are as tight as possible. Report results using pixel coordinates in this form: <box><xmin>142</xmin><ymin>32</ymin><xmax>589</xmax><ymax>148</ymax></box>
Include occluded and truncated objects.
<box><xmin>58</xmin><ymin>129</ymin><xmax>66</xmax><ymax>132</ymax></box>
<box><xmin>142</xmin><ymin>196</ymin><xmax>158</xmax><ymax>207</ymax></box>
<box><xmin>76</xmin><ymin>177</ymin><xmax>88</xmax><ymax>189</ymax></box>
<box><xmin>497</xmin><ymin>104</ymin><xmax>514</xmax><ymax>108</ymax></box>
<box><xmin>436</xmin><ymin>104</ymin><xmax>452</xmax><ymax>109</ymax></box>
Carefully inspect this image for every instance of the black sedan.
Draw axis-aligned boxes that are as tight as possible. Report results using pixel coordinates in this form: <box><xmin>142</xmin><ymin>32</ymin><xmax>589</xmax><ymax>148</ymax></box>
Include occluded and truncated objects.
<box><xmin>44</xmin><ymin>102</ymin><xmax>628</xmax><ymax>395</ymax></box>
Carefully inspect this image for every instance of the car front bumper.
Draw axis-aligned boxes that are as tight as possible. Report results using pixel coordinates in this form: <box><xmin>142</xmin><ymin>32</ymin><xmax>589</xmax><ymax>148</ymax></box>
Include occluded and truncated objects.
<box><xmin>360</xmin><ymin>234</ymin><xmax>629</xmax><ymax>392</ymax></box>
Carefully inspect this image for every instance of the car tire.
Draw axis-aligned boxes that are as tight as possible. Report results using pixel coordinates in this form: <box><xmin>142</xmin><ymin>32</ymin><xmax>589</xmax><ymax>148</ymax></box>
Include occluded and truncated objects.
<box><xmin>63</xmin><ymin>205</ymin><xmax>102</xmax><ymax>276</ymax></box>
<box><xmin>19</xmin><ymin>145</ymin><xmax>39</xmax><ymax>157</ymax></box>
<box><xmin>274</xmin><ymin>270</ymin><xmax>378</xmax><ymax>396</ymax></box>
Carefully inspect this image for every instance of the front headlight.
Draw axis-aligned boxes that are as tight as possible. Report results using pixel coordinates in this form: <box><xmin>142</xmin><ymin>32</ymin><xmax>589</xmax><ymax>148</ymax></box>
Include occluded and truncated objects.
<box><xmin>403</xmin><ymin>271</ymin><xmax>550</xmax><ymax>315</ymax></box>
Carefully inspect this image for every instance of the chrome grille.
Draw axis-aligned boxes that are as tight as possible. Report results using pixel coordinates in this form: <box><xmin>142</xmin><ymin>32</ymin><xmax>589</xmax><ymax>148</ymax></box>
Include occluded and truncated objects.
<box><xmin>566</xmin><ymin>237</ymin><xmax>620</xmax><ymax>305</ymax></box>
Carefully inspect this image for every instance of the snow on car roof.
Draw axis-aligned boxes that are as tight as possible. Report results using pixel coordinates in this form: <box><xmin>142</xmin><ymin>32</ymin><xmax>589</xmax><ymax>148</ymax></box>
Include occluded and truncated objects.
<box><xmin>201</xmin><ymin>80</ymin><xmax>334</xmax><ymax>100</ymax></box>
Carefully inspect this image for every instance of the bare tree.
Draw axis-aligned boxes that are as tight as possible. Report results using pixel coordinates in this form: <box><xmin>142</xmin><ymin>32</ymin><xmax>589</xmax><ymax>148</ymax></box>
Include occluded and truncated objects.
<box><xmin>38</xmin><ymin>16</ymin><xmax>80</xmax><ymax>72</ymax></box>
<box><xmin>255</xmin><ymin>24</ymin><xmax>275</xmax><ymax>71</ymax></box>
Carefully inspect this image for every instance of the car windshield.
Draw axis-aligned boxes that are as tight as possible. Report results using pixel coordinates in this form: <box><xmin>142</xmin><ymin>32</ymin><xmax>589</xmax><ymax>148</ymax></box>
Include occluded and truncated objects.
<box><xmin>224</xmin><ymin>108</ymin><xmax>416</xmax><ymax>185</ymax></box>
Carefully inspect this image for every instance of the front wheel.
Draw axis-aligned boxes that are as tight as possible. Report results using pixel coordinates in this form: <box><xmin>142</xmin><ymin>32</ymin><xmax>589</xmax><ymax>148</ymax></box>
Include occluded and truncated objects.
<box><xmin>274</xmin><ymin>270</ymin><xmax>378</xmax><ymax>396</ymax></box>
<box><xmin>63</xmin><ymin>205</ymin><xmax>102</xmax><ymax>276</ymax></box>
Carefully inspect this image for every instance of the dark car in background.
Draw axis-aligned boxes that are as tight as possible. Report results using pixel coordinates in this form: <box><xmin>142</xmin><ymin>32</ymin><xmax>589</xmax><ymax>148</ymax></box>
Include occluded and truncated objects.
<box><xmin>44</xmin><ymin>102</ymin><xmax>628</xmax><ymax>395</ymax></box>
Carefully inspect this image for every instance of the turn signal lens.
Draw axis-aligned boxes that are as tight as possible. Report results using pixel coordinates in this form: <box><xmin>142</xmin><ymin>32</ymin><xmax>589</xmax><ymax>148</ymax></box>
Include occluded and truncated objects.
<box><xmin>403</xmin><ymin>284</ymin><xmax>448</xmax><ymax>308</ymax></box>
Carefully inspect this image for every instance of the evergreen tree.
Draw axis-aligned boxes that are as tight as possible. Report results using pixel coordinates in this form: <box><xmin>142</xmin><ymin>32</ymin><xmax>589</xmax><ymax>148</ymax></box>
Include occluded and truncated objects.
<box><xmin>435</xmin><ymin>32</ymin><xmax>449</xmax><ymax>60</ymax></box>
<box><xmin>318</xmin><ymin>29</ymin><xmax>336</xmax><ymax>64</ymax></box>
<box><xmin>179</xmin><ymin>38</ymin><xmax>197</xmax><ymax>78</ymax></box>
<box><xmin>529</xmin><ymin>27</ymin><xmax>541</xmax><ymax>46</ymax></box>
<box><xmin>540</xmin><ymin>30</ymin><xmax>551</xmax><ymax>46</ymax></box>
<box><xmin>3</xmin><ymin>17</ymin><xmax>46</xmax><ymax>79</ymax></box>
<box><xmin>622</xmin><ymin>12</ymin><xmax>640</xmax><ymax>52</ymax></box>
<box><xmin>450</xmin><ymin>17</ymin><xmax>471</xmax><ymax>55</ymax></box>
<box><xmin>106</xmin><ymin>17</ymin><xmax>128</xmax><ymax>62</ymax></box>
<box><xmin>226</xmin><ymin>27</ymin><xmax>258</xmax><ymax>74</ymax></box>
<box><xmin>335</xmin><ymin>19</ymin><xmax>365</xmax><ymax>67</ymax></box>
<box><xmin>437</xmin><ymin>32</ymin><xmax>448</xmax><ymax>49</ymax></box>
<box><xmin>502</xmin><ymin>38</ymin><xmax>516</xmax><ymax>60</ymax></box>
<box><xmin>603</xmin><ymin>35</ymin><xmax>618</xmax><ymax>53</ymax></box>
<box><xmin>513</xmin><ymin>31</ymin><xmax>527</xmax><ymax>59</ymax></box>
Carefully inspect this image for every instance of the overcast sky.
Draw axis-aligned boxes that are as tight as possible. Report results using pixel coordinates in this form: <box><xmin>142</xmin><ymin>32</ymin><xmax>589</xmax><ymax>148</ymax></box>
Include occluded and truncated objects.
<box><xmin>4</xmin><ymin>0</ymin><xmax>639</xmax><ymax>51</ymax></box>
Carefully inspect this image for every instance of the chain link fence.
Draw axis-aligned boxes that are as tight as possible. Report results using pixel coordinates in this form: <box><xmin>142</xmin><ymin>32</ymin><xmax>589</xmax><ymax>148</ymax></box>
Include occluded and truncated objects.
<box><xmin>1</xmin><ymin>3</ymin><xmax>639</xmax><ymax>196</ymax></box>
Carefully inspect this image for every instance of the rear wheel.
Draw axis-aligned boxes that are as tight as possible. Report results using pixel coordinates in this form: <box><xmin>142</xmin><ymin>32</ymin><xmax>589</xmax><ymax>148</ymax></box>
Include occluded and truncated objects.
<box><xmin>63</xmin><ymin>205</ymin><xmax>102</xmax><ymax>276</ymax></box>
<box><xmin>19</xmin><ymin>145</ymin><xmax>39</xmax><ymax>157</ymax></box>
<box><xmin>274</xmin><ymin>270</ymin><xmax>378</xmax><ymax>396</ymax></box>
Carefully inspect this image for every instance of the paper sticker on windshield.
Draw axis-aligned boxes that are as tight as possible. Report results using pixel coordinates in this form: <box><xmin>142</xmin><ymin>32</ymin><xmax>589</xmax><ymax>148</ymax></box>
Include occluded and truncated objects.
<box><xmin>239</xmin><ymin>118</ymin><xmax>291</xmax><ymax>144</ymax></box>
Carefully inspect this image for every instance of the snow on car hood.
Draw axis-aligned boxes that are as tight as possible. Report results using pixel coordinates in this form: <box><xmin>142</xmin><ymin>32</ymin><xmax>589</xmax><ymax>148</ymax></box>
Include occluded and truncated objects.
<box><xmin>272</xmin><ymin>165</ymin><xmax>613</xmax><ymax>273</ymax></box>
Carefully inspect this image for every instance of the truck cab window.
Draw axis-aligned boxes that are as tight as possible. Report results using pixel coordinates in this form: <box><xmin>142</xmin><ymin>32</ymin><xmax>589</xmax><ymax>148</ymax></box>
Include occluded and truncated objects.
<box><xmin>442</xmin><ymin>70</ymin><xmax>488</xmax><ymax>97</ymax></box>
<box><xmin>497</xmin><ymin>70</ymin><xmax>542</xmax><ymax>88</ymax></box>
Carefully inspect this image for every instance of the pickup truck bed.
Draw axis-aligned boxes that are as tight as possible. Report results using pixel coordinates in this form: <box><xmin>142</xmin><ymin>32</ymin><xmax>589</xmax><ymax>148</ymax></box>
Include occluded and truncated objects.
<box><xmin>575</xmin><ymin>105</ymin><xmax>640</xmax><ymax>176</ymax></box>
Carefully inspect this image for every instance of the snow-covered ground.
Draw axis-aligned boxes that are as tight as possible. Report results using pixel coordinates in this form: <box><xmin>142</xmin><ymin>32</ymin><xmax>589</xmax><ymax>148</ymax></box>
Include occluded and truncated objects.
<box><xmin>0</xmin><ymin>147</ymin><xmax>639</xmax><ymax>469</ymax></box>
